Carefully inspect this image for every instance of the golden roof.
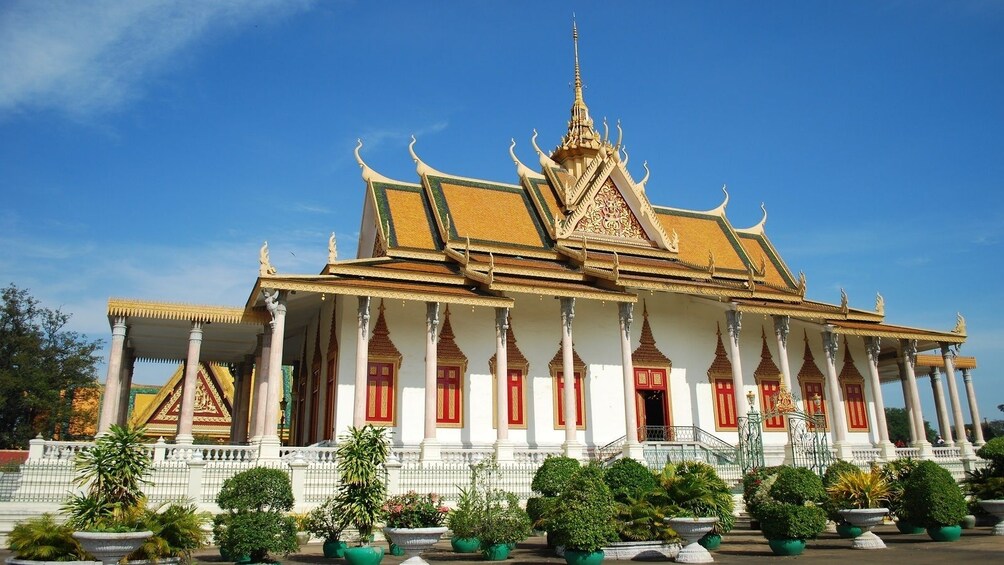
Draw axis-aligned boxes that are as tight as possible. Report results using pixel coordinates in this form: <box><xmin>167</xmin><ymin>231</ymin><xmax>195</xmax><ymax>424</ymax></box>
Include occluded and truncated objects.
<box><xmin>632</xmin><ymin>304</ymin><xmax>671</xmax><ymax>367</ymax></box>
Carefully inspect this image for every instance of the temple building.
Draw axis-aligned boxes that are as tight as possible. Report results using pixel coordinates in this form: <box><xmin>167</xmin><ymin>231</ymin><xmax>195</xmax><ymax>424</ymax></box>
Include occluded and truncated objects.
<box><xmin>93</xmin><ymin>25</ymin><xmax>986</xmax><ymax>465</ymax></box>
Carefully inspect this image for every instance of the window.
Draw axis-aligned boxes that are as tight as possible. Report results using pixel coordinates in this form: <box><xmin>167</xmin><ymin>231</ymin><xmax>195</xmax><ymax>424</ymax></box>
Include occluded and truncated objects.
<box><xmin>712</xmin><ymin>377</ymin><xmax>738</xmax><ymax>430</ymax></box>
<box><xmin>843</xmin><ymin>382</ymin><xmax>869</xmax><ymax>431</ymax></box>
<box><xmin>553</xmin><ymin>371</ymin><xmax>585</xmax><ymax>429</ymax></box>
<box><xmin>324</xmin><ymin>357</ymin><xmax>336</xmax><ymax>440</ymax></box>
<box><xmin>801</xmin><ymin>380</ymin><xmax>828</xmax><ymax>430</ymax></box>
<box><xmin>366</xmin><ymin>361</ymin><xmax>395</xmax><ymax>424</ymax></box>
<box><xmin>493</xmin><ymin>368</ymin><xmax>526</xmax><ymax>428</ymax></box>
<box><xmin>758</xmin><ymin>379</ymin><xmax>785</xmax><ymax>430</ymax></box>
<box><xmin>436</xmin><ymin>364</ymin><xmax>463</xmax><ymax>426</ymax></box>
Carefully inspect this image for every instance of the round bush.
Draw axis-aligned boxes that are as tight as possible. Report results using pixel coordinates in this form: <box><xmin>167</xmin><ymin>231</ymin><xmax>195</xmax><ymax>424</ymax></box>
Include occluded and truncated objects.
<box><xmin>903</xmin><ymin>460</ymin><xmax>967</xmax><ymax>528</ymax></box>
<box><xmin>217</xmin><ymin>467</ymin><xmax>295</xmax><ymax>513</ymax></box>
<box><xmin>758</xmin><ymin>503</ymin><xmax>827</xmax><ymax>541</ymax></box>
<box><xmin>769</xmin><ymin>466</ymin><xmax>826</xmax><ymax>506</ymax></box>
<box><xmin>549</xmin><ymin>466</ymin><xmax>617</xmax><ymax>553</ymax></box>
<box><xmin>604</xmin><ymin>458</ymin><xmax>657</xmax><ymax>501</ymax></box>
<box><xmin>742</xmin><ymin>466</ymin><xmax>782</xmax><ymax>512</ymax></box>
<box><xmin>531</xmin><ymin>456</ymin><xmax>581</xmax><ymax>497</ymax></box>
<box><xmin>823</xmin><ymin>460</ymin><xmax>860</xmax><ymax>487</ymax></box>
<box><xmin>976</xmin><ymin>437</ymin><xmax>1004</xmax><ymax>470</ymax></box>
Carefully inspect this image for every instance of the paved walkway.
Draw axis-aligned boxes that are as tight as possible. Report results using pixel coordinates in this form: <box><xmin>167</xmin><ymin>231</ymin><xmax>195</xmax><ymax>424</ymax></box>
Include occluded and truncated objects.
<box><xmin>2</xmin><ymin>525</ymin><xmax>999</xmax><ymax>563</ymax></box>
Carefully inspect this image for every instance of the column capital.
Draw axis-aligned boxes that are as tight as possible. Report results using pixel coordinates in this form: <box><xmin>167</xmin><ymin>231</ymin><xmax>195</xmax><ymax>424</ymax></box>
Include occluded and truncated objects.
<box><xmin>962</xmin><ymin>367</ymin><xmax>972</xmax><ymax>384</ymax></box>
<box><xmin>495</xmin><ymin>307</ymin><xmax>510</xmax><ymax>338</ymax></box>
<box><xmin>189</xmin><ymin>320</ymin><xmax>204</xmax><ymax>341</ymax></box>
<box><xmin>865</xmin><ymin>336</ymin><xmax>882</xmax><ymax>360</ymax></box>
<box><xmin>262</xmin><ymin>289</ymin><xmax>286</xmax><ymax>328</ymax></box>
<box><xmin>772</xmin><ymin>315</ymin><xmax>790</xmax><ymax>346</ymax></box>
<box><xmin>618</xmin><ymin>302</ymin><xmax>634</xmax><ymax>339</ymax></box>
<box><xmin>901</xmin><ymin>339</ymin><xmax>918</xmax><ymax>367</ymax></box>
<box><xmin>560</xmin><ymin>297</ymin><xmax>575</xmax><ymax>336</ymax></box>
<box><xmin>822</xmin><ymin>327</ymin><xmax>839</xmax><ymax>360</ymax></box>
<box><xmin>357</xmin><ymin>296</ymin><xmax>371</xmax><ymax>337</ymax></box>
<box><xmin>941</xmin><ymin>343</ymin><xmax>957</xmax><ymax>360</ymax></box>
<box><xmin>930</xmin><ymin>369</ymin><xmax>941</xmax><ymax>383</ymax></box>
<box><xmin>725</xmin><ymin>309</ymin><xmax>742</xmax><ymax>343</ymax></box>
<box><xmin>426</xmin><ymin>302</ymin><xmax>441</xmax><ymax>343</ymax></box>
<box><xmin>111</xmin><ymin>316</ymin><xmax>128</xmax><ymax>336</ymax></box>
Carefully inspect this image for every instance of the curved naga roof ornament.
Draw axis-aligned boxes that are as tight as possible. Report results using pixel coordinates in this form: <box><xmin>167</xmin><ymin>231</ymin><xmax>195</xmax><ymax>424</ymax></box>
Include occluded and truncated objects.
<box><xmin>952</xmin><ymin>312</ymin><xmax>966</xmax><ymax>335</ymax></box>
<box><xmin>706</xmin><ymin>184</ymin><xmax>730</xmax><ymax>217</ymax></box>
<box><xmin>637</xmin><ymin>161</ymin><xmax>651</xmax><ymax>192</ymax></box>
<box><xmin>409</xmin><ymin>135</ymin><xmax>441</xmax><ymax>178</ymax></box>
<box><xmin>259</xmin><ymin>241</ymin><xmax>276</xmax><ymax>276</ymax></box>
<box><xmin>531</xmin><ymin>129</ymin><xmax>563</xmax><ymax>171</ymax></box>
<box><xmin>328</xmin><ymin>232</ymin><xmax>338</xmax><ymax>264</ymax></box>
<box><xmin>621</xmin><ymin>145</ymin><xmax>629</xmax><ymax>167</ymax></box>
<box><xmin>354</xmin><ymin>139</ymin><xmax>404</xmax><ymax>184</ymax></box>
<box><xmin>509</xmin><ymin>138</ymin><xmax>542</xmax><ymax>179</ymax></box>
<box><xmin>875</xmin><ymin>292</ymin><xmax>885</xmax><ymax>315</ymax></box>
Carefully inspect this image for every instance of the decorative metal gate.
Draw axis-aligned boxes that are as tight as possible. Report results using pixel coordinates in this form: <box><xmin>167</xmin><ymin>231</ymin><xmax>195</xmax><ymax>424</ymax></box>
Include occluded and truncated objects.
<box><xmin>736</xmin><ymin>385</ymin><xmax>832</xmax><ymax>476</ymax></box>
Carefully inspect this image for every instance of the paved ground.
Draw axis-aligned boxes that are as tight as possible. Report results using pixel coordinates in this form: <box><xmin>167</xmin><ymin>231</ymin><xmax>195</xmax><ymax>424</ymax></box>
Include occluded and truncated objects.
<box><xmin>2</xmin><ymin>525</ymin><xmax>1000</xmax><ymax>563</ymax></box>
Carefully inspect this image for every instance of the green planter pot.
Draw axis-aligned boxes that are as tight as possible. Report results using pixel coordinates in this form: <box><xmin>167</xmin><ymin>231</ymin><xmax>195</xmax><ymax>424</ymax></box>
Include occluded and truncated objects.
<box><xmin>698</xmin><ymin>532</ymin><xmax>721</xmax><ymax>550</ymax></box>
<box><xmin>926</xmin><ymin>525</ymin><xmax>962</xmax><ymax>542</ymax></box>
<box><xmin>836</xmin><ymin>522</ymin><xmax>864</xmax><ymax>539</ymax></box>
<box><xmin>451</xmin><ymin>537</ymin><xmax>481</xmax><ymax>553</ymax></box>
<box><xmin>388</xmin><ymin>542</ymin><xmax>405</xmax><ymax>556</ymax></box>
<box><xmin>482</xmin><ymin>543</ymin><xmax>511</xmax><ymax>561</ymax></box>
<box><xmin>564</xmin><ymin>548</ymin><xmax>604</xmax><ymax>565</ymax></box>
<box><xmin>233</xmin><ymin>555</ymin><xmax>251</xmax><ymax>564</ymax></box>
<box><xmin>343</xmin><ymin>545</ymin><xmax>384</xmax><ymax>565</ymax></box>
<box><xmin>322</xmin><ymin>539</ymin><xmax>347</xmax><ymax>558</ymax></box>
<box><xmin>896</xmin><ymin>521</ymin><xmax>926</xmax><ymax>535</ymax></box>
<box><xmin>767</xmin><ymin>539</ymin><xmax>806</xmax><ymax>556</ymax></box>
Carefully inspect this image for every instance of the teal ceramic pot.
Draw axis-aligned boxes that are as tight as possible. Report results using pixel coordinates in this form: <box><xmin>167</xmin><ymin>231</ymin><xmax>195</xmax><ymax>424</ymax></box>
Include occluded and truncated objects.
<box><xmin>388</xmin><ymin>542</ymin><xmax>405</xmax><ymax>556</ymax></box>
<box><xmin>450</xmin><ymin>537</ymin><xmax>481</xmax><ymax>553</ymax></box>
<box><xmin>343</xmin><ymin>545</ymin><xmax>384</xmax><ymax>565</ymax></box>
<box><xmin>563</xmin><ymin>548</ymin><xmax>604</xmax><ymax>565</ymax></box>
<box><xmin>836</xmin><ymin>522</ymin><xmax>864</xmax><ymax>539</ymax></box>
<box><xmin>767</xmin><ymin>539</ymin><xmax>806</xmax><ymax>556</ymax></box>
<box><xmin>219</xmin><ymin>548</ymin><xmax>231</xmax><ymax>561</ymax></box>
<box><xmin>926</xmin><ymin>525</ymin><xmax>962</xmax><ymax>542</ymax></box>
<box><xmin>698</xmin><ymin>532</ymin><xmax>722</xmax><ymax>550</ymax></box>
<box><xmin>896</xmin><ymin>521</ymin><xmax>926</xmax><ymax>535</ymax></box>
<box><xmin>322</xmin><ymin>539</ymin><xmax>347</xmax><ymax>558</ymax></box>
<box><xmin>961</xmin><ymin>515</ymin><xmax>977</xmax><ymax>529</ymax></box>
<box><xmin>233</xmin><ymin>555</ymin><xmax>251</xmax><ymax>564</ymax></box>
<box><xmin>482</xmin><ymin>543</ymin><xmax>512</xmax><ymax>561</ymax></box>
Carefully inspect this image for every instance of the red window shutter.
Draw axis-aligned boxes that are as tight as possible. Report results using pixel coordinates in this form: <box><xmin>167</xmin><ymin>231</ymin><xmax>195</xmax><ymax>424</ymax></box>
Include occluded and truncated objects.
<box><xmin>714</xmin><ymin>378</ymin><xmax>737</xmax><ymax>429</ymax></box>
<box><xmin>556</xmin><ymin>371</ymin><xmax>584</xmax><ymax>427</ymax></box>
<box><xmin>844</xmin><ymin>382</ymin><xmax>869</xmax><ymax>430</ymax></box>
<box><xmin>760</xmin><ymin>380</ymin><xmax>785</xmax><ymax>430</ymax></box>
<box><xmin>366</xmin><ymin>362</ymin><xmax>395</xmax><ymax>423</ymax></box>
<box><xmin>802</xmin><ymin>381</ymin><xmax>828</xmax><ymax>429</ymax></box>
<box><xmin>507</xmin><ymin>369</ymin><xmax>524</xmax><ymax>426</ymax></box>
<box><xmin>436</xmin><ymin>365</ymin><xmax>462</xmax><ymax>425</ymax></box>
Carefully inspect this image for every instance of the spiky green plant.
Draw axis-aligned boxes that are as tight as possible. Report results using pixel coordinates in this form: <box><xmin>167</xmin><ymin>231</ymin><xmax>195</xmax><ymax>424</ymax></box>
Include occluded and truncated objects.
<box><xmin>827</xmin><ymin>467</ymin><xmax>891</xmax><ymax>509</ymax></box>
<box><xmin>333</xmin><ymin>425</ymin><xmax>390</xmax><ymax>544</ymax></box>
<box><xmin>7</xmin><ymin>514</ymin><xmax>86</xmax><ymax>561</ymax></box>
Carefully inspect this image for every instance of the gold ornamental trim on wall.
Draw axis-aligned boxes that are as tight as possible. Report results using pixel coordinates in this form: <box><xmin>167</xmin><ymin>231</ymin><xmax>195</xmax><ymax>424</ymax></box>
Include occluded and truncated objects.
<box><xmin>108</xmin><ymin>298</ymin><xmax>267</xmax><ymax>325</ymax></box>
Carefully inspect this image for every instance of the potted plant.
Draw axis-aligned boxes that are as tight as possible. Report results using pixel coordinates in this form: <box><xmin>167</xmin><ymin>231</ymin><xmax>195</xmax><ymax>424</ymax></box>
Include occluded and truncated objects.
<box><xmin>63</xmin><ymin>424</ymin><xmax>154</xmax><ymax>565</ymax></box>
<box><xmin>446</xmin><ymin>485</ymin><xmax>481</xmax><ymax>553</ymax></box>
<box><xmin>741</xmin><ymin>466</ymin><xmax>781</xmax><ymax>530</ymax></box>
<box><xmin>549</xmin><ymin>465</ymin><xmax>617</xmax><ymax>565</ymax></box>
<box><xmin>821</xmin><ymin>460</ymin><xmax>863</xmax><ymax>538</ymax></box>
<box><xmin>465</xmin><ymin>457</ymin><xmax>531</xmax><ymax>561</ymax></box>
<box><xmin>658</xmin><ymin>462</ymin><xmax>732</xmax><ymax>563</ymax></box>
<box><xmin>826</xmin><ymin>467</ymin><xmax>892</xmax><ymax>549</ymax></box>
<box><xmin>304</xmin><ymin>497</ymin><xmax>349</xmax><ymax>557</ymax></box>
<box><xmin>879</xmin><ymin>457</ymin><xmax>923</xmax><ymax>534</ymax></box>
<box><xmin>332</xmin><ymin>425</ymin><xmax>390</xmax><ymax>565</ymax></box>
<box><xmin>603</xmin><ymin>460</ymin><xmax>679</xmax><ymax>561</ymax></box>
<box><xmin>527</xmin><ymin>455</ymin><xmax>581</xmax><ymax>547</ymax></box>
<box><xmin>127</xmin><ymin>502</ymin><xmax>210</xmax><ymax>563</ymax></box>
<box><xmin>215</xmin><ymin>467</ymin><xmax>299</xmax><ymax>563</ymax></box>
<box><xmin>6</xmin><ymin>513</ymin><xmax>90</xmax><ymax>563</ymax></box>
<box><xmin>902</xmin><ymin>460</ymin><xmax>967</xmax><ymax>541</ymax></box>
<box><xmin>965</xmin><ymin>437</ymin><xmax>1004</xmax><ymax>535</ymax></box>
<box><xmin>381</xmin><ymin>491</ymin><xmax>449</xmax><ymax>564</ymax></box>
<box><xmin>751</xmin><ymin>466</ymin><xmax>827</xmax><ymax>556</ymax></box>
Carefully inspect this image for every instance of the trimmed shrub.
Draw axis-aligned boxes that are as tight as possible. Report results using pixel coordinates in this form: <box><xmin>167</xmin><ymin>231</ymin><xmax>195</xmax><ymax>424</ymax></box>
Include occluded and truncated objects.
<box><xmin>550</xmin><ymin>465</ymin><xmax>618</xmax><ymax>553</ymax></box>
<box><xmin>742</xmin><ymin>466</ymin><xmax>781</xmax><ymax>515</ymax></box>
<box><xmin>976</xmin><ymin>437</ymin><xmax>1004</xmax><ymax>471</ymax></box>
<box><xmin>604</xmin><ymin>458</ymin><xmax>657</xmax><ymax>502</ymax></box>
<box><xmin>880</xmin><ymin>457</ymin><xmax>920</xmax><ymax>519</ymax></box>
<box><xmin>902</xmin><ymin>460</ymin><xmax>967</xmax><ymax>528</ymax></box>
<box><xmin>758</xmin><ymin>503</ymin><xmax>827</xmax><ymax>541</ymax></box>
<box><xmin>217</xmin><ymin>467</ymin><xmax>295</xmax><ymax>513</ymax></box>
<box><xmin>215</xmin><ymin>467</ymin><xmax>298</xmax><ymax>562</ymax></box>
<box><xmin>823</xmin><ymin>460</ymin><xmax>860</xmax><ymax>488</ymax></box>
<box><xmin>769</xmin><ymin>466</ymin><xmax>826</xmax><ymax>506</ymax></box>
<box><xmin>531</xmin><ymin>456</ymin><xmax>581</xmax><ymax>497</ymax></box>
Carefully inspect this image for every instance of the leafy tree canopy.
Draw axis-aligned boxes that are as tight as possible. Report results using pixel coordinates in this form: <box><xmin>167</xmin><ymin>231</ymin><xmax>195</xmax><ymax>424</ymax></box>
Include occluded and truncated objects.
<box><xmin>884</xmin><ymin>407</ymin><xmax>937</xmax><ymax>444</ymax></box>
<box><xmin>0</xmin><ymin>283</ymin><xmax>101</xmax><ymax>448</ymax></box>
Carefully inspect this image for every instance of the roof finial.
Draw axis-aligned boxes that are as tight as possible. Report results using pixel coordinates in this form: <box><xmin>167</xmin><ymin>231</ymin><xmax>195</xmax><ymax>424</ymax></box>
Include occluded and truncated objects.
<box><xmin>573</xmin><ymin>17</ymin><xmax>583</xmax><ymax>106</ymax></box>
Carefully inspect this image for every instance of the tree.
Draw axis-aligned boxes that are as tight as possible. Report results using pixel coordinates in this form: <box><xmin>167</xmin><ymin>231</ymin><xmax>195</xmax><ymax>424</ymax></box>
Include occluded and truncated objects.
<box><xmin>0</xmin><ymin>283</ymin><xmax>102</xmax><ymax>448</ymax></box>
<box><xmin>885</xmin><ymin>407</ymin><xmax>937</xmax><ymax>444</ymax></box>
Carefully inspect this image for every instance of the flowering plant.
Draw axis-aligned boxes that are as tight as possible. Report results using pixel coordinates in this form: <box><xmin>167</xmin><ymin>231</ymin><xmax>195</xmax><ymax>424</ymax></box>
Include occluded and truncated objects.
<box><xmin>382</xmin><ymin>491</ymin><xmax>449</xmax><ymax>528</ymax></box>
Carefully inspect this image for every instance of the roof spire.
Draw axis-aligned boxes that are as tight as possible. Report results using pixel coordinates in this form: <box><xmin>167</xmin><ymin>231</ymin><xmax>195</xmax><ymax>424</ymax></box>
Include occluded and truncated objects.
<box><xmin>573</xmin><ymin>17</ymin><xmax>583</xmax><ymax>107</ymax></box>
<box><xmin>552</xmin><ymin>17</ymin><xmax>604</xmax><ymax>168</ymax></box>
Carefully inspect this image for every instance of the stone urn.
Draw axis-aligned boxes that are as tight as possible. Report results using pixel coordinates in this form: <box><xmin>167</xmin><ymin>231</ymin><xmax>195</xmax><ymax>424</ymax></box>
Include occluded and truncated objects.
<box><xmin>838</xmin><ymin>508</ymin><xmax>889</xmax><ymax>549</ymax></box>
<box><xmin>979</xmin><ymin>500</ymin><xmax>1004</xmax><ymax>536</ymax></box>
<box><xmin>72</xmin><ymin>530</ymin><xmax>153</xmax><ymax>565</ymax></box>
<box><xmin>383</xmin><ymin>527</ymin><xmax>448</xmax><ymax>564</ymax></box>
<box><xmin>666</xmin><ymin>517</ymin><xmax>718</xmax><ymax>564</ymax></box>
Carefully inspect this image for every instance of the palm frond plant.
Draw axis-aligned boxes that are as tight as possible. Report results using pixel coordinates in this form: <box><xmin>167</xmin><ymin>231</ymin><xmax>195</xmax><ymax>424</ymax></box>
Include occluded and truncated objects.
<box><xmin>827</xmin><ymin>468</ymin><xmax>891</xmax><ymax>510</ymax></box>
<box><xmin>129</xmin><ymin>502</ymin><xmax>210</xmax><ymax>563</ymax></box>
<box><xmin>333</xmin><ymin>425</ymin><xmax>390</xmax><ymax>545</ymax></box>
<box><xmin>6</xmin><ymin>513</ymin><xmax>86</xmax><ymax>562</ymax></box>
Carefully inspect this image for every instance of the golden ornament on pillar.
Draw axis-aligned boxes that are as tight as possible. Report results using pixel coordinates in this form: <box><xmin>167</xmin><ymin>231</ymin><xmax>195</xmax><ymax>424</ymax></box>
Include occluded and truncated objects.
<box><xmin>772</xmin><ymin>384</ymin><xmax>797</xmax><ymax>414</ymax></box>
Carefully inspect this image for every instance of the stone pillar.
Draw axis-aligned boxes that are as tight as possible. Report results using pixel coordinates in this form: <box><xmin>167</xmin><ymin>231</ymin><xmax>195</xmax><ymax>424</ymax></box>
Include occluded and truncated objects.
<box><xmin>560</xmin><ymin>298</ymin><xmax>581</xmax><ymax>459</ymax></box>
<box><xmin>262</xmin><ymin>290</ymin><xmax>287</xmax><ymax>446</ymax></box>
<box><xmin>929</xmin><ymin>367</ymin><xmax>953</xmax><ymax>446</ymax></box>
<box><xmin>962</xmin><ymin>368</ymin><xmax>985</xmax><ymax>446</ymax></box>
<box><xmin>821</xmin><ymin>328</ymin><xmax>851</xmax><ymax>459</ymax></box>
<box><xmin>619</xmin><ymin>303</ymin><xmax>643</xmax><ymax>460</ymax></box>
<box><xmin>251</xmin><ymin>329</ymin><xmax>272</xmax><ymax>441</ymax></box>
<box><xmin>352</xmin><ymin>297</ymin><xmax>371</xmax><ymax>428</ymax></box>
<box><xmin>235</xmin><ymin>355</ymin><xmax>254</xmax><ymax>444</ymax></box>
<box><xmin>248</xmin><ymin>333</ymin><xmax>265</xmax><ymax>441</ymax></box>
<box><xmin>176</xmin><ymin>321</ymin><xmax>204</xmax><ymax>445</ymax></box>
<box><xmin>494</xmin><ymin>307</ymin><xmax>512</xmax><ymax>461</ymax></box>
<box><xmin>116</xmin><ymin>346</ymin><xmax>135</xmax><ymax>426</ymax></box>
<box><xmin>864</xmin><ymin>337</ymin><xmax>896</xmax><ymax>459</ymax></box>
<box><xmin>942</xmin><ymin>345</ymin><xmax>975</xmax><ymax>458</ymax></box>
<box><xmin>421</xmin><ymin>302</ymin><xmax>441</xmax><ymax>463</ymax></box>
<box><xmin>898</xmin><ymin>366</ymin><xmax>918</xmax><ymax>444</ymax></box>
<box><xmin>724</xmin><ymin>310</ymin><xmax>748</xmax><ymax>418</ymax></box>
<box><xmin>229</xmin><ymin>362</ymin><xmax>243</xmax><ymax>443</ymax></box>
<box><xmin>97</xmin><ymin>317</ymin><xmax>127</xmax><ymax>435</ymax></box>
<box><xmin>901</xmin><ymin>340</ymin><xmax>933</xmax><ymax>458</ymax></box>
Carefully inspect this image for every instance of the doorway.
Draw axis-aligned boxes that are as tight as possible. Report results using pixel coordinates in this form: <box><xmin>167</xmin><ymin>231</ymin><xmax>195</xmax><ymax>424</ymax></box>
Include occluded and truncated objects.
<box><xmin>634</xmin><ymin>367</ymin><xmax>671</xmax><ymax>441</ymax></box>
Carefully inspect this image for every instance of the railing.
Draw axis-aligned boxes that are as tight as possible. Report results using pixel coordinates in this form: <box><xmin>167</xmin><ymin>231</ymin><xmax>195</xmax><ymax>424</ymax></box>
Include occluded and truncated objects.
<box><xmin>850</xmin><ymin>447</ymin><xmax>881</xmax><ymax>465</ymax></box>
<box><xmin>397</xmin><ymin>462</ymin><xmax>540</xmax><ymax>504</ymax></box>
<box><xmin>895</xmin><ymin>447</ymin><xmax>921</xmax><ymax>459</ymax></box>
<box><xmin>641</xmin><ymin>426</ymin><xmax>738</xmax><ymax>464</ymax></box>
<box><xmin>933</xmin><ymin>446</ymin><xmax>962</xmax><ymax>460</ymax></box>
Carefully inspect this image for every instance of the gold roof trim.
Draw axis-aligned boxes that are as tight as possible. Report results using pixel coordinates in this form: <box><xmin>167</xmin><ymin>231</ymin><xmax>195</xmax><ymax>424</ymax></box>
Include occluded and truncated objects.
<box><xmin>734</xmin><ymin>203</ymin><xmax>768</xmax><ymax>236</ymax></box>
<box><xmin>487</xmin><ymin>280</ymin><xmax>637</xmax><ymax>302</ymax></box>
<box><xmin>829</xmin><ymin>322</ymin><xmax>966</xmax><ymax>344</ymax></box>
<box><xmin>915</xmin><ymin>353</ymin><xmax>977</xmax><ymax>370</ymax></box>
<box><xmin>326</xmin><ymin>263</ymin><xmax>465</xmax><ymax>286</ymax></box>
<box><xmin>108</xmin><ymin>298</ymin><xmax>266</xmax><ymax>325</ymax></box>
<box><xmin>509</xmin><ymin>138</ymin><xmax>545</xmax><ymax>179</ymax></box>
<box><xmin>248</xmin><ymin>278</ymin><xmax>514</xmax><ymax>309</ymax></box>
<box><xmin>385</xmin><ymin>248</ymin><xmax>449</xmax><ymax>262</ymax></box>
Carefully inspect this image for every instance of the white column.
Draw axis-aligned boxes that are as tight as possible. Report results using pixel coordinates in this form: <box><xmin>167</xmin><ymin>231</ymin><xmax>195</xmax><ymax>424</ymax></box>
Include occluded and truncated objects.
<box><xmin>773</xmin><ymin>316</ymin><xmax>793</xmax><ymax>390</ymax></box>
<box><xmin>962</xmin><ymin>368</ymin><xmax>985</xmax><ymax>446</ymax></box>
<box><xmin>821</xmin><ymin>328</ymin><xmax>851</xmax><ymax>458</ymax></box>
<box><xmin>232</xmin><ymin>357</ymin><xmax>252</xmax><ymax>444</ymax></box>
<box><xmin>724</xmin><ymin>309</ymin><xmax>748</xmax><ymax>418</ymax></box>
<box><xmin>262</xmin><ymin>290</ymin><xmax>287</xmax><ymax>445</ymax></box>
<box><xmin>176</xmin><ymin>321</ymin><xmax>204</xmax><ymax>444</ymax></box>
<box><xmin>494</xmin><ymin>307</ymin><xmax>512</xmax><ymax>461</ymax></box>
<box><xmin>116</xmin><ymin>346</ymin><xmax>135</xmax><ymax>426</ymax></box>
<box><xmin>229</xmin><ymin>362</ymin><xmax>243</xmax><ymax>442</ymax></box>
<box><xmin>248</xmin><ymin>333</ymin><xmax>265</xmax><ymax>441</ymax></box>
<box><xmin>619</xmin><ymin>303</ymin><xmax>643</xmax><ymax>460</ymax></box>
<box><xmin>421</xmin><ymin>302</ymin><xmax>442</xmax><ymax>463</ymax></box>
<box><xmin>929</xmin><ymin>367</ymin><xmax>953</xmax><ymax>446</ymax></box>
<box><xmin>560</xmin><ymin>298</ymin><xmax>581</xmax><ymax>459</ymax></box>
<box><xmin>352</xmin><ymin>297</ymin><xmax>371</xmax><ymax>428</ymax></box>
<box><xmin>864</xmin><ymin>337</ymin><xmax>895</xmax><ymax>459</ymax></box>
<box><xmin>898</xmin><ymin>366</ymin><xmax>918</xmax><ymax>444</ymax></box>
<box><xmin>901</xmin><ymin>339</ymin><xmax>933</xmax><ymax>457</ymax></box>
<box><xmin>252</xmin><ymin>329</ymin><xmax>272</xmax><ymax>441</ymax></box>
<box><xmin>942</xmin><ymin>345</ymin><xmax>975</xmax><ymax>458</ymax></box>
<box><xmin>97</xmin><ymin>317</ymin><xmax>127</xmax><ymax>434</ymax></box>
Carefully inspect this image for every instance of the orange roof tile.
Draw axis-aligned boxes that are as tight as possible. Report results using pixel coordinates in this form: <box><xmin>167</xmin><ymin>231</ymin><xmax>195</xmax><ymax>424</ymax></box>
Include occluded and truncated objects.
<box><xmin>428</xmin><ymin>176</ymin><xmax>549</xmax><ymax>249</ymax></box>
<box><xmin>372</xmin><ymin>182</ymin><xmax>441</xmax><ymax>251</ymax></box>
<box><xmin>653</xmin><ymin>207</ymin><xmax>751</xmax><ymax>272</ymax></box>
<box><xmin>737</xmin><ymin>233</ymin><xmax>795</xmax><ymax>288</ymax></box>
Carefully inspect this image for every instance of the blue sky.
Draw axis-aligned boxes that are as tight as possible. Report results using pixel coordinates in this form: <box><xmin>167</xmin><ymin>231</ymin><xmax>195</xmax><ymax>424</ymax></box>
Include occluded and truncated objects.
<box><xmin>1</xmin><ymin>1</ymin><xmax>1002</xmax><ymax>427</ymax></box>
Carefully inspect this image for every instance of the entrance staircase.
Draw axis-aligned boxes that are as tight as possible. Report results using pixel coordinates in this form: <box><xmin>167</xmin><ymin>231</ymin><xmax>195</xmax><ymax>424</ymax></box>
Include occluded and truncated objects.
<box><xmin>593</xmin><ymin>426</ymin><xmax>743</xmax><ymax>486</ymax></box>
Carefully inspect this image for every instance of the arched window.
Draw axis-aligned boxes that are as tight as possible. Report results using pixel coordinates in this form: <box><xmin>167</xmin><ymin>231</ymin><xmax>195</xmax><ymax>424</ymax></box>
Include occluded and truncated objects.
<box><xmin>366</xmin><ymin>301</ymin><xmax>401</xmax><ymax>425</ymax></box>
<box><xmin>707</xmin><ymin>324</ymin><xmax>737</xmax><ymax>431</ymax></box>
<box><xmin>489</xmin><ymin>315</ymin><xmax>529</xmax><ymax>428</ymax></box>
<box><xmin>839</xmin><ymin>341</ymin><xmax>869</xmax><ymax>431</ymax></box>
<box><xmin>549</xmin><ymin>343</ymin><xmax>586</xmax><ymax>429</ymax></box>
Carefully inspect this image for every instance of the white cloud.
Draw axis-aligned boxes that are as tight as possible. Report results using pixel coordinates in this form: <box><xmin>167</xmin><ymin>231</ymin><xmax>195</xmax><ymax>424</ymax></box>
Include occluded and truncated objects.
<box><xmin>0</xmin><ymin>0</ymin><xmax>310</xmax><ymax>119</ymax></box>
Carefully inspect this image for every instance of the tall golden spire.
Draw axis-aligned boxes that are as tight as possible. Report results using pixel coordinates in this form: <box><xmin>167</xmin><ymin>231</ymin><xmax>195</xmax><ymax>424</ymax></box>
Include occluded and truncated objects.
<box><xmin>553</xmin><ymin>18</ymin><xmax>603</xmax><ymax>169</ymax></box>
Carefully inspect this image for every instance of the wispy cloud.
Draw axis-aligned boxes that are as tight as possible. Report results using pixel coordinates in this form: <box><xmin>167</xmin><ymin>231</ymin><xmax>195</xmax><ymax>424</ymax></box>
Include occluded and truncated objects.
<box><xmin>0</xmin><ymin>0</ymin><xmax>311</xmax><ymax>119</ymax></box>
<box><xmin>357</xmin><ymin>120</ymin><xmax>450</xmax><ymax>154</ymax></box>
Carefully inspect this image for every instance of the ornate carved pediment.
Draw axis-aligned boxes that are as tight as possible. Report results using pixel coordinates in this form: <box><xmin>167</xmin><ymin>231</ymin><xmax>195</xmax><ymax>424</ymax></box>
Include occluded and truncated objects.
<box><xmin>570</xmin><ymin>178</ymin><xmax>646</xmax><ymax>240</ymax></box>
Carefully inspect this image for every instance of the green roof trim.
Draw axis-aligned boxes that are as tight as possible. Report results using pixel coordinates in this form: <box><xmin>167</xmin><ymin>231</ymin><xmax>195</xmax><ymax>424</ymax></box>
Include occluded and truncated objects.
<box><xmin>737</xmin><ymin>231</ymin><xmax>798</xmax><ymax>288</ymax></box>
<box><xmin>651</xmin><ymin>206</ymin><xmax>755</xmax><ymax>271</ymax></box>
